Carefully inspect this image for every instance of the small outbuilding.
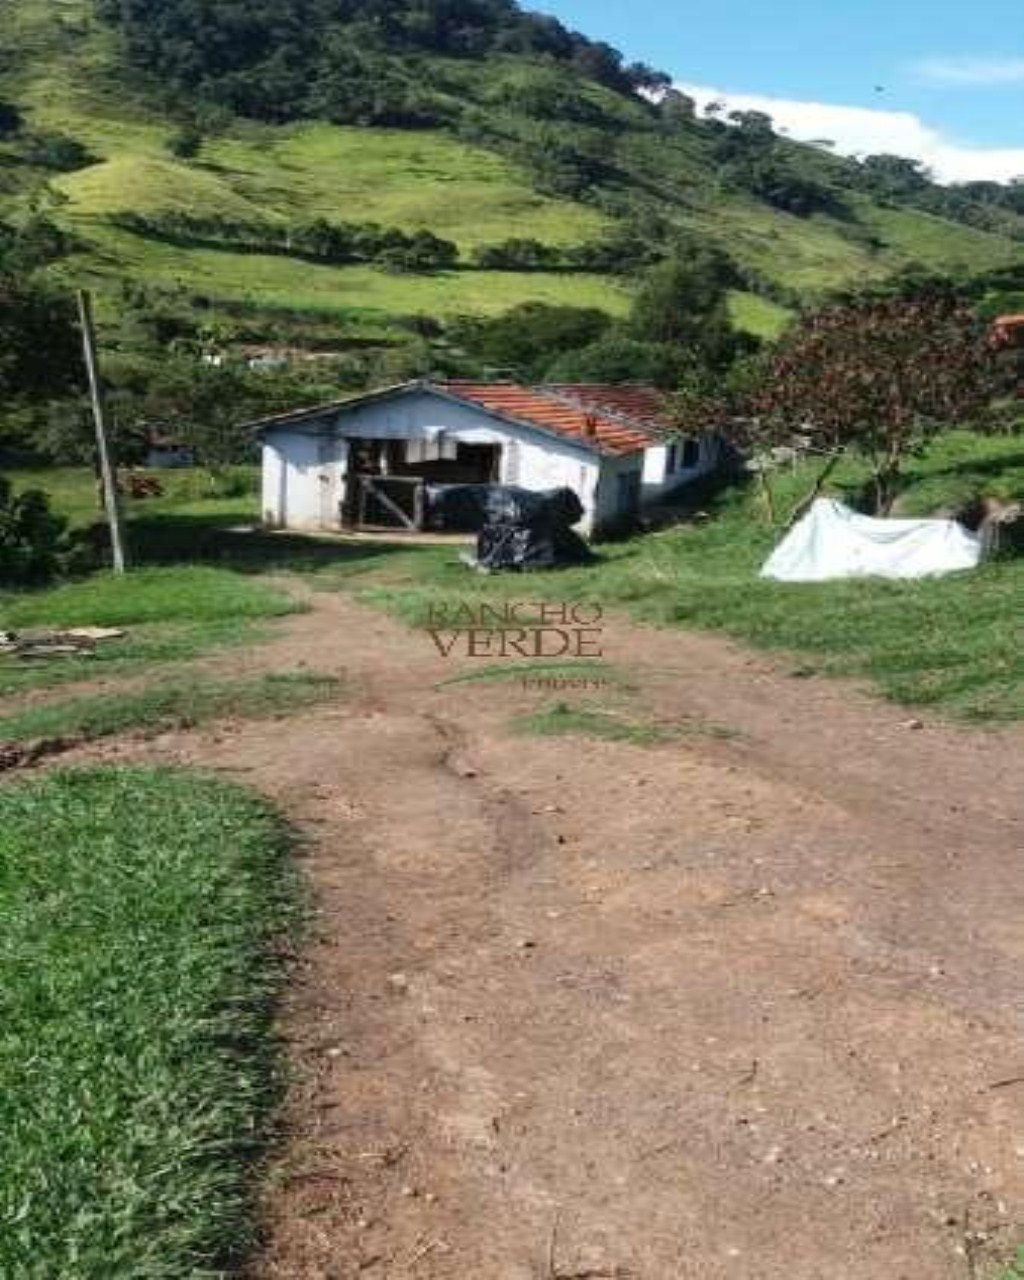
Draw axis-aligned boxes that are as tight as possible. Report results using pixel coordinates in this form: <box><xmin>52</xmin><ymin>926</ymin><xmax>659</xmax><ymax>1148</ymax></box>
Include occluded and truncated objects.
<box><xmin>251</xmin><ymin>379</ymin><xmax>727</xmax><ymax>537</ymax></box>
<box><xmin>144</xmin><ymin>432</ymin><xmax>196</xmax><ymax>470</ymax></box>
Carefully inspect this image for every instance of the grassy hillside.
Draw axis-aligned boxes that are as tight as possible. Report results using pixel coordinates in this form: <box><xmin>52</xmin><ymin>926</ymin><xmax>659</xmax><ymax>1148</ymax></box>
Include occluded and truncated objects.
<box><xmin>2</xmin><ymin>0</ymin><xmax>629</xmax><ymax>330</ymax></box>
<box><xmin>59</xmin><ymin>229</ymin><xmax>630</xmax><ymax>320</ymax></box>
<box><xmin>3</xmin><ymin>0</ymin><xmax>1024</xmax><ymax>347</ymax></box>
<box><xmin>50</xmin><ymin>119</ymin><xmax>612</xmax><ymax>251</ymax></box>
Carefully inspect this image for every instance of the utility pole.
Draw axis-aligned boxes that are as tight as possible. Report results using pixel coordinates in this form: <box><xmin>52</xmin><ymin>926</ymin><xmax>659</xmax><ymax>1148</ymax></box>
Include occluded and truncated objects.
<box><xmin>76</xmin><ymin>289</ymin><xmax>126</xmax><ymax>574</ymax></box>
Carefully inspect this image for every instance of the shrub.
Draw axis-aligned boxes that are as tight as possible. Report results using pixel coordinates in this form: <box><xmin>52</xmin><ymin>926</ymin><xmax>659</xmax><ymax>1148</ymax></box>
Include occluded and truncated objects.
<box><xmin>0</xmin><ymin>100</ymin><xmax>23</xmax><ymax>137</ymax></box>
<box><xmin>17</xmin><ymin>130</ymin><xmax>95</xmax><ymax>172</ymax></box>
<box><xmin>168</xmin><ymin>126</ymin><xmax>204</xmax><ymax>159</ymax></box>
<box><xmin>472</xmin><ymin>238</ymin><xmax>561</xmax><ymax>271</ymax></box>
<box><xmin>0</xmin><ymin>477</ymin><xmax>69</xmax><ymax>584</ymax></box>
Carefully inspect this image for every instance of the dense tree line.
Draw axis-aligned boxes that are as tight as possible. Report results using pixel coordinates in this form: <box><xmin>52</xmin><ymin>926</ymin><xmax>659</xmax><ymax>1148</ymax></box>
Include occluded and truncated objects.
<box><xmin>96</xmin><ymin>0</ymin><xmax>670</xmax><ymax>125</ymax></box>
<box><xmin>705</xmin><ymin>109</ymin><xmax>845</xmax><ymax>218</ymax></box>
<box><xmin>694</xmin><ymin>104</ymin><xmax>1024</xmax><ymax>240</ymax></box>
<box><xmin>111</xmin><ymin>211</ymin><xmax>461</xmax><ymax>272</ymax></box>
<box><xmin>112</xmin><ymin>211</ymin><xmax>659</xmax><ymax>276</ymax></box>
<box><xmin>840</xmin><ymin>154</ymin><xmax>1024</xmax><ymax>238</ymax></box>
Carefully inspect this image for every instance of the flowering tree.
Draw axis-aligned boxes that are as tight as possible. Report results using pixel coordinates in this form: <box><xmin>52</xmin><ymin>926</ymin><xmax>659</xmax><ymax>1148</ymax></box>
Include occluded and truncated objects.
<box><xmin>750</xmin><ymin>295</ymin><xmax>1007</xmax><ymax>513</ymax></box>
<box><xmin>673</xmin><ymin>294</ymin><xmax>1010</xmax><ymax>519</ymax></box>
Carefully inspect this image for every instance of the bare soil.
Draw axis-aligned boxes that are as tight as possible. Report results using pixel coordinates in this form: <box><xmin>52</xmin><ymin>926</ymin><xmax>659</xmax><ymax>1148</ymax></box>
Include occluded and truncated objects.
<box><xmin>53</xmin><ymin>587</ymin><xmax>1024</xmax><ymax>1279</ymax></box>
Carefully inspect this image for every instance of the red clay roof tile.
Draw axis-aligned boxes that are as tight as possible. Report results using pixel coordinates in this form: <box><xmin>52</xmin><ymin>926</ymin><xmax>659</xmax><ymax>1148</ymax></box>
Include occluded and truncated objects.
<box><xmin>438</xmin><ymin>381</ymin><xmax>670</xmax><ymax>456</ymax></box>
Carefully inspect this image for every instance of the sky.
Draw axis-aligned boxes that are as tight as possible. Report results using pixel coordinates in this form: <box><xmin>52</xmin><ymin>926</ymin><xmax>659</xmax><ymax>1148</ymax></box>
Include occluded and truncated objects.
<box><xmin>542</xmin><ymin>0</ymin><xmax>1024</xmax><ymax>182</ymax></box>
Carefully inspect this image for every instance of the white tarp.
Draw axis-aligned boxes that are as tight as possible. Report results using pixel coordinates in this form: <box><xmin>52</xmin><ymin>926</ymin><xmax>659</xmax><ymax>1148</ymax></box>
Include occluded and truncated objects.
<box><xmin>760</xmin><ymin>498</ymin><xmax>982</xmax><ymax>582</ymax></box>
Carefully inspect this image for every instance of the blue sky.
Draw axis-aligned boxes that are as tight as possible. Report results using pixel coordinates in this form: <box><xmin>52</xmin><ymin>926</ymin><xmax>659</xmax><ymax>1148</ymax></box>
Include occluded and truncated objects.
<box><xmin>542</xmin><ymin>0</ymin><xmax>1024</xmax><ymax>181</ymax></box>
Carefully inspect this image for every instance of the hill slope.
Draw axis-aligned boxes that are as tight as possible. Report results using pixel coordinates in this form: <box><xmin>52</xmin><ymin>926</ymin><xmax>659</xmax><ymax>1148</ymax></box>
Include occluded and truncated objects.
<box><xmin>2</xmin><ymin>0</ymin><xmax>1024</xmax><ymax>346</ymax></box>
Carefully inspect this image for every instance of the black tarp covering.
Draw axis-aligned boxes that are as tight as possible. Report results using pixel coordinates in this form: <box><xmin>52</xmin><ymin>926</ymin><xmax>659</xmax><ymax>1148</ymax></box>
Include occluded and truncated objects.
<box><xmin>425</xmin><ymin>484</ymin><xmax>593</xmax><ymax>570</ymax></box>
<box><xmin>424</xmin><ymin>484</ymin><xmax>492</xmax><ymax>532</ymax></box>
<box><xmin>473</xmin><ymin>486</ymin><xmax>593</xmax><ymax>572</ymax></box>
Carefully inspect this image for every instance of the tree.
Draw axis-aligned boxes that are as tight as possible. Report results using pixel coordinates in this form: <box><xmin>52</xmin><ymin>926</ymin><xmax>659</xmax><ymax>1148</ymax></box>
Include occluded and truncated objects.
<box><xmin>379</xmin><ymin>229</ymin><xmax>458</xmax><ymax>272</ymax></box>
<box><xmin>544</xmin><ymin>334</ymin><xmax>693</xmax><ymax>388</ymax></box>
<box><xmin>750</xmin><ymin>296</ymin><xmax>1010</xmax><ymax>513</ymax></box>
<box><xmin>630</xmin><ymin>251</ymin><xmax>743</xmax><ymax>368</ymax></box>
<box><xmin>132</xmin><ymin>360</ymin><xmax>349</xmax><ymax>465</ymax></box>
<box><xmin>720</xmin><ymin>154</ymin><xmax>841</xmax><ymax>216</ymax></box>
<box><xmin>857</xmin><ymin>154</ymin><xmax>931</xmax><ymax>201</ymax></box>
<box><xmin>658</xmin><ymin>88</ymin><xmax>696</xmax><ymax>129</ymax></box>
<box><xmin>0</xmin><ymin>215</ymin><xmax>72</xmax><ymax>275</ymax></box>
<box><xmin>727</xmin><ymin>109</ymin><xmax>775</xmax><ymax>146</ymax></box>
<box><xmin>522</xmin><ymin>133</ymin><xmax>608</xmax><ymax>199</ymax></box>
<box><xmin>452</xmin><ymin>302</ymin><xmax>611</xmax><ymax>379</ymax></box>
<box><xmin>0</xmin><ymin>277</ymin><xmax>81</xmax><ymax>408</ymax></box>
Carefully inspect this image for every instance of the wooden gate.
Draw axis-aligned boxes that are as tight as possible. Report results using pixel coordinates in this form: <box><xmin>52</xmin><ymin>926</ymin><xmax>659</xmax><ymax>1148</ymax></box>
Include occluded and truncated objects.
<box><xmin>353</xmin><ymin>475</ymin><xmax>426</xmax><ymax>531</ymax></box>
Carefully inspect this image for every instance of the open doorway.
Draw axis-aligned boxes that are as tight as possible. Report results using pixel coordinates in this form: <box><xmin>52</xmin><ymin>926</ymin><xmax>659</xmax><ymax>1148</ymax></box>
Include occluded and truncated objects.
<box><xmin>342</xmin><ymin>438</ymin><xmax>502</xmax><ymax>530</ymax></box>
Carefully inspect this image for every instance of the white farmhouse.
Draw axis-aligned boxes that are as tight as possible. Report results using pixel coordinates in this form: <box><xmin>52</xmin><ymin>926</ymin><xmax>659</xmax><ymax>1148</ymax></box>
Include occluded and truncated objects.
<box><xmin>253</xmin><ymin>380</ymin><xmax>727</xmax><ymax>537</ymax></box>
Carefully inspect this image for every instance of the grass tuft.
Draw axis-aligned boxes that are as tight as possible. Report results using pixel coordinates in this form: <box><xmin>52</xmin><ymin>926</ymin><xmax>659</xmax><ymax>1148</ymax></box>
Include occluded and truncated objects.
<box><xmin>0</xmin><ymin>765</ymin><xmax>299</xmax><ymax>1278</ymax></box>
<box><xmin>513</xmin><ymin>702</ymin><xmax>737</xmax><ymax>746</ymax></box>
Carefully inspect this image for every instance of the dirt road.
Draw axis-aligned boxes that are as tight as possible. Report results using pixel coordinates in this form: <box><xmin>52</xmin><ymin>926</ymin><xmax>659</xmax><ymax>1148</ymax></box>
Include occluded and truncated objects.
<box><xmin>76</xmin><ymin>587</ymin><xmax>1024</xmax><ymax>1278</ymax></box>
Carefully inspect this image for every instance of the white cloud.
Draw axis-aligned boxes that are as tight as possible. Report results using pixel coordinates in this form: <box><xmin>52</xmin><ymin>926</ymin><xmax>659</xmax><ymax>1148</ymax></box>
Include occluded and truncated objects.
<box><xmin>679</xmin><ymin>81</ymin><xmax>1024</xmax><ymax>184</ymax></box>
<box><xmin>914</xmin><ymin>56</ymin><xmax>1024</xmax><ymax>86</ymax></box>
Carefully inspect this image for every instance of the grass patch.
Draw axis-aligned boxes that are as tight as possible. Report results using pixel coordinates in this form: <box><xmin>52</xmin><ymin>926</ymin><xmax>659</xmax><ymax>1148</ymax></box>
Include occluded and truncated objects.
<box><xmin>513</xmin><ymin>701</ymin><xmax>737</xmax><ymax>745</ymax></box>
<box><xmin>9</xmin><ymin>467</ymin><xmax>260</xmax><ymax>530</ymax></box>
<box><xmin>201</xmin><ymin>122</ymin><xmax>611</xmax><ymax>251</ymax></box>
<box><xmin>0</xmin><ymin>766</ymin><xmax>297</xmax><ymax>1278</ymax></box>
<box><xmin>0</xmin><ymin>564</ymin><xmax>301</xmax><ymax>694</ymax></box>
<box><xmin>727</xmin><ymin>289</ymin><xmax>793</xmax><ymax>338</ymax></box>
<box><xmin>2</xmin><ymin>565</ymin><xmax>297</xmax><ymax>629</ymax></box>
<box><xmin>0</xmin><ymin>617</ymin><xmax>267</xmax><ymax>697</ymax></box>
<box><xmin>53</xmin><ymin>119</ymin><xmax>609</xmax><ymax>252</ymax></box>
<box><xmin>856</xmin><ymin>197</ymin><xmax>1024</xmax><ymax>275</ymax></box>
<box><xmin>0</xmin><ymin>671</ymin><xmax>342</xmax><ymax>744</ymax></box>
<box><xmin>514</xmin><ymin>703</ymin><xmax>668</xmax><ymax>746</ymax></box>
<box><xmin>999</xmin><ymin>1247</ymin><xmax>1024</xmax><ymax>1279</ymax></box>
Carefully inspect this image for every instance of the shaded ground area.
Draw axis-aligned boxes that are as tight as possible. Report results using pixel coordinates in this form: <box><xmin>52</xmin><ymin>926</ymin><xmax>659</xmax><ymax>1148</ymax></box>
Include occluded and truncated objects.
<box><xmin>51</xmin><ymin>586</ymin><xmax>1024</xmax><ymax>1279</ymax></box>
